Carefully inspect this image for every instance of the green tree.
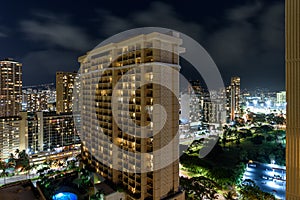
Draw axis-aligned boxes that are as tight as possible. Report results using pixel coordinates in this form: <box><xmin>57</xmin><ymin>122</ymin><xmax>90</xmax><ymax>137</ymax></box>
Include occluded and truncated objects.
<box><xmin>239</xmin><ymin>179</ymin><xmax>275</xmax><ymax>200</ymax></box>
<box><xmin>224</xmin><ymin>191</ymin><xmax>238</xmax><ymax>200</ymax></box>
<box><xmin>0</xmin><ymin>161</ymin><xmax>9</xmax><ymax>184</ymax></box>
<box><xmin>180</xmin><ymin>176</ymin><xmax>220</xmax><ymax>200</ymax></box>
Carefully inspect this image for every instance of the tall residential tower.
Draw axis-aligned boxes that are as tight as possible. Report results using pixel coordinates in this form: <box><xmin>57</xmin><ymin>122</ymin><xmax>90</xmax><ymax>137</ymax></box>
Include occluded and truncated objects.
<box><xmin>286</xmin><ymin>0</ymin><xmax>300</xmax><ymax>198</ymax></box>
<box><xmin>79</xmin><ymin>32</ymin><xmax>184</xmax><ymax>200</ymax></box>
<box><xmin>0</xmin><ymin>58</ymin><xmax>22</xmax><ymax>117</ymax></box>
<box><xmin>56</xmin><ymin>71</ymin><xmax>76</xmax><ymax>114</ymax></box>
<box><xmin>228</xmin><ymin>76</ymin><xmax>240</xmax><ymax>121</ymax></box>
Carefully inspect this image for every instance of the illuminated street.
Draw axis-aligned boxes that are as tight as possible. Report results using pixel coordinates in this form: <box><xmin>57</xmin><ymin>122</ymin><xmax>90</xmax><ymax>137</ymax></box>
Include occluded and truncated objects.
<box><xmin>243</xmin><ymin>161</ymin><xmax>286</xmax><ymax>200</ymax></box>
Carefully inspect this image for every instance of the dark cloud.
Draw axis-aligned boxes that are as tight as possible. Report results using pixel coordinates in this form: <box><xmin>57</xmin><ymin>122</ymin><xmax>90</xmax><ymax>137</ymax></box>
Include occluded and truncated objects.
<box><xmin>0</xmin><ymin>32</ymin><xmax>7</xmax><ymax>37</ymax></box>
<box><xmin>207</xmin><ymin>23</ymin><xmax>257</xmax><ymax>69</ymax></box>
<box><xmin>95</xmin><ymin>10</ymin><xmax>134</xmax><ymax>36</ymax></box>
<box><xmin>203</xmin><ymin>1</ymin><xmax>284</xmax><ymax>89</ymax></box>
<box><xmin>95</xmin><ymin>1</ymin><xmax>284</xmax><ymax>90</ymax></box>
<box><xmin>96</xmin><ymin>2</ymin><xmax>204</xmax><ymax>41</ymax></box>
<box><xmin>226</xmin><ymin>1</ymin><xmax>262</xmax><ymax>22</ymax></box>
<box><xmin>20</xmin><ymin>13</ymin><xmax>92</xmax><ymax>51</ymax></box>
<box><xmin>13</xmin><ymin>0</ymin><xmax>283</xmax><ymax>90</ymax></box>
<box><xmin>22</xmin><ymin>50</ymin><xmax>78</xmax><ymax>85</ymax></box>
<box><xmin>0</xmin><ymin>25</ymin><xmax>9</xmax><ymax>38</ymax></box>
<box><xmin>19</xmin><ymin>12</ymin><xmax>93</xmax><ymax>85</ymax></box>
<box><xmin>259</xmin><ymin>2</ymin><xmax>284</xmax><ymax>49</ymax></box>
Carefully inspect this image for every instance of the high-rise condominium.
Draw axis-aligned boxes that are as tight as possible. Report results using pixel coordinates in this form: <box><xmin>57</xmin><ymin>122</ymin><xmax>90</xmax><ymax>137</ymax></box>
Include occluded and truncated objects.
<box><xmin>56</xmin><ymin>72</ymin><xmax>76</xmax><ymax>114</ymax></box>
<box><xmin>0</xmin><ymin>58</ymin><xmax>22</xmax><ymax>117</ymax></box>
<box><xmin>0</xmin><ymin>116</ymin><xmax>20</xmax><ymax>158</ymax></box>
<box><xmin>228</xmin><ymin>76</ymin><xmax>240</xmax><ymax>121</ymax></box>
<box><xmin>79</xmin><ymin>32</ymin><xmax>184</xmax><ymax>200</ymax></box>
<box><xmin>286</xmin><ymin>0</ymin><xmax>300</xmax><ymax>198</ymax></box>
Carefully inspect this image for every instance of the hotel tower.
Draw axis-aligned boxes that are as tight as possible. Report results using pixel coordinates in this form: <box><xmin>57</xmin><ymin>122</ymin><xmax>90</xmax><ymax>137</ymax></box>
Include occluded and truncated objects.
<box><xmin>78</xmin><ymin>32</ymin><xmax>185</xmax><ymax>200</ymax></box>
<box><xmin>286</xmin><ymin>0</ymin><xmax>300</xmax><ymax>199</ymax></box>
<box><xmin>0</xmin><ymin>58</ymin><xmax>22</xmax><ymax>117</ymax></box>
<box><xmin>56</xmin><ymin>71</ymin><xmax>76</xmax><ymax>114</ymax></box>
<box><xmin>229</xmin><ymin>76</ymin><xmax>240</xmax><ymax>121</ymax></box>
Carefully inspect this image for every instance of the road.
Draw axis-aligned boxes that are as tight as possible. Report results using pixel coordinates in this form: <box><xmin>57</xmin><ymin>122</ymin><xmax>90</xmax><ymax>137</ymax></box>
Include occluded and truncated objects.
<box><xmin>0</xmin><ymin>173</ymin><xmax>39</xmax><ymax>186</ymax></box>
<box><xmin>243</xmin><ymin>161</ymin><xmax>286</xmax><ymax>200</ymax></box>
<box><xmin>180</xmin><ymin>131</ymin><xmax>222</xmax><ymax>145</ymax></box>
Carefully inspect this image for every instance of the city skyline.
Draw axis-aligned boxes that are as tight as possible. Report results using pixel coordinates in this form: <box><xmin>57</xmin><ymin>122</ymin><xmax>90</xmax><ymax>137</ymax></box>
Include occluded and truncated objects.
<box><xmin>0</xmin><ymin>1</ymin><xmax>291</xmax><ymax>199</ymax></box>
<box><xmin>0</xmin><ymin>0</ymin><xmax>284</xmax><ymax>91</ymax></box>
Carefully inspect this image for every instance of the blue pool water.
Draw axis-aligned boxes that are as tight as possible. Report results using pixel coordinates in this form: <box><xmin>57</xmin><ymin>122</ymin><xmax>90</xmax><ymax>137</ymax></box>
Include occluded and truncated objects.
<box><xmin>52</xmin><ymin>192</ymin><xmax>78</xmax><ymax>200</ymax></box>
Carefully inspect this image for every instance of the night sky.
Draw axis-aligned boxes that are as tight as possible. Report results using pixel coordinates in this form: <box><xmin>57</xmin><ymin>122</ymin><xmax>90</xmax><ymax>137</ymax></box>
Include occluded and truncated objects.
<box><xmin>0</xmin><ymin>0</ymin><xmax>284</xmax><ymax>91</ymax></box>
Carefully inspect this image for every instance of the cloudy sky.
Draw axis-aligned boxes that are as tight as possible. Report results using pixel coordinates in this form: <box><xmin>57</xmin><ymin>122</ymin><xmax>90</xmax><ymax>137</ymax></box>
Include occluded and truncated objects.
<box><xmin>0</xmin><ymin>0</ymin><xmax>284</xmax><ymax>91</ymax></box>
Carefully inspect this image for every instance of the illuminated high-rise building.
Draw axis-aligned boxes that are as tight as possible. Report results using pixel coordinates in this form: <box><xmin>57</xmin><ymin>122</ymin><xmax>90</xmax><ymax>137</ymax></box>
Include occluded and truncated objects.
<box><xmin>79</xmin><ymin>32</ymin><xmax>184</xmax><ymax>200</ymax></box>
<box><xmin>19</xmin><ymin>111</ymin><xmax>80</xmax><ymax>153</ymax></box>
<box><xmin>0</xmin><ymin>58</ymin><xmax>22</xmax><ymax>117</ymax></box>
<box><xmin>56</xmin><ymin>72</ymin><xmax>76</xmax><ymax>114</ymax></box>
<box><xmin>22</xmin><ymin>89</ymin><xmax>49</xmax><ymax>112</ymax></box>
<box><xmin>188</xmin><ymin>80</ymin><xmax>202</xmax><ymax>95</ymax></box>
<box><xmin>276</xmin><ymin>91</ymin><xmax>286</xmax><ymax>105</ymax></box>
<box><xmin>286</xmin><ymin>0</ymin><xmax>300</xmax><ymax>198</ymax></box>
<box><xmin>227</xmin><ymin>76</ymin><xmax>240</xmax><ymax>121</ymax></box>
<box><xmin>0</xmin><ymin>116</ymin><xmax>21</xmax><ymax>158</ymax></box>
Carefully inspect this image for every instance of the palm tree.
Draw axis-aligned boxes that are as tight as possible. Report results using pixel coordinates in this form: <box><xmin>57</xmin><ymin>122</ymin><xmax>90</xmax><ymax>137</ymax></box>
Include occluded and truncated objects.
<box><xmin>90</xmin><ymin>189</ymin><xmax>104</xmax><ymax>200</ymax></box>
<box><xmin>180</xmin><ymin>176</ymin><xmax>220</xmax><ymax>200</ymax></box>
<box><xmin>0</xmin><ymin>161</ymin><xmax>9</xmax><ymax>185</ymax></box>
<box><xmin>14</xmin><ymin>149</ymin><xmax>20</xmax><ymax>159</ymax></box>
<box><xmin>224</xmin><ymin>191</ymin><xmax>237</xmax><ymax>200</ymax></box>
<box><xmin>7</xmin><ymin>153</ymin><xmax>16</xmax><ymax>168</ymax></box>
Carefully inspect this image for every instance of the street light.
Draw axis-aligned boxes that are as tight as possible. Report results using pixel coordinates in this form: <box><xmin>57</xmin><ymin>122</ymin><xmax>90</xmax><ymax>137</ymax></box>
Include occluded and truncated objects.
<box><xmin>271</xmin><ymin>159</ymin><xmax>275</xmax><ymax>165</ymax></box>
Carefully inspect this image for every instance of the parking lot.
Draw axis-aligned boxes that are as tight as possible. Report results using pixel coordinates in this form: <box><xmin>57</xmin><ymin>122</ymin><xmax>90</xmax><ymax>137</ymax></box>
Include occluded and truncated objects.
<box><xmin>243</xmin><ymin>161</ymin><xmax>286</xmax><ymax>199</ymax></box>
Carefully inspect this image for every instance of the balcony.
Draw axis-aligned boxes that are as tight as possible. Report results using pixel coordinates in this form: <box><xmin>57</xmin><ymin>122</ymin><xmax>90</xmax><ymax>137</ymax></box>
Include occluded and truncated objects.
<box><xmin>147</xmin><ymin>172</ymin><xmax>153</xmax><ymax>179</ymax></box>
<box><xmin>147</xmin><ymin>189</ymin><xmax>153</xmax><ymax>195</ymax></box>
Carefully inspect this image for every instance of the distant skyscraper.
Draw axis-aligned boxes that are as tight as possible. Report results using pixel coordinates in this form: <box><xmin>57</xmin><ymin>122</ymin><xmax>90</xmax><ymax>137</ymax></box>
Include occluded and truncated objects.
<box><xmin>188</xmin><ymin>80</ymin><xmax>203</xmax><ymax>123</ymax></box>
<box><xmin>227</xmin><ymin>76</ymin><xmax>240</xmax><ymax>121</ymax></box>
<box><xmin>56</xmin><ymin>72</ymin><xmax>76</xmax><ymax>114</ymax></box>
<box><xmin>22</xmin><ymin>83</ymin><xmax>57</xmax><ymax>112</ymax></box>
<box><xmin>22</xmin><ymin>88</ymin><xmax>49</xmax><ymax>112</ymax></box>
<box><xmin>276</xmin><ymin>91</ymin><xmax>286</xmax><ymax>105</ymax></box>
<box><xmin>179</xmin><ymin>93</ymin><xmax>190</xmax><ymax>123</ymax></box>
<box><xmin>188</xmin><ymin>80</ymin><xmax>202</xmax><ymax>95</ymax></box>
<box><xmin>202</xmin><ymin>90</ymin><xmax>226</xmax><ymax>124</ymax></box>
<box><xmin>79</xmin><ymin>32</ymin><xmax>184</xmax><ymax>199</ymax></box>
<box><xmin>0</xmin><ymin>58</ymin><xmax>22</xmax><ymax>117</ymax></box>
<box><xmin>286</xmin><ymin>0</ymin><xmax>300</xmax><ymax>198</ymax></box>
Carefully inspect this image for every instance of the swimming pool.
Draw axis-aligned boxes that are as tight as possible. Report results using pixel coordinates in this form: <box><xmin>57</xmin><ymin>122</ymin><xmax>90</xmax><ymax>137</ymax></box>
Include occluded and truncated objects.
<box><xmin>52</xmin><ymin>192</ymin><xmax>78</xmax><ymax>200</ymax></box>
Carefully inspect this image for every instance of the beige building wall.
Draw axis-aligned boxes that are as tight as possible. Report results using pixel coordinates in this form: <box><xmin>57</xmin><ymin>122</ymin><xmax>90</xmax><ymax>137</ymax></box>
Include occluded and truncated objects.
<box><xmin>286</xmin><ymin>0</ymin><xmax>300</xmax><ymax>199</ymax></box>
<box><xmin>19</xmin><ymin>112</ymin><xmax>28</xmax><ymax>151</ymax></box>
<box><xmin>79</xmin><ymin>32</ymin><xmax>184</xmax><ymax>200</ymax></box>
<box><xmin>0</xmin><ymin>116</ymin><xmax>21</xmax><ymax>158</ymax></box>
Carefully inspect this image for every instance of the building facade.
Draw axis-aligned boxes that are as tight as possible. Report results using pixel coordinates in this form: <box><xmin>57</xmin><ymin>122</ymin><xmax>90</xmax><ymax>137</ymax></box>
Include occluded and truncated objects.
<box><xmin>79</xmin><ymin>32</ymin><xmax>184</xmax><ymax>200</ymax></box>
<box><xmin>56</xmin><ymin>72</ymin><xmax>76</xmax><ymax>114</ymax></box>
<box><xmin>22</xmin><ymin>89</ymin><xmax>49</xmax><ymax>112</ymax></box>
<box><xmin>286</xmin><ymin>0</ymin><xmax>300</xmax><ymax>198</ymax></box>
<box><xmin>226</xmin><ymin>76</ymin><xmax>241</xmax><ymax>121</ymax></box>
<box><xmin>0</xmin><ymin>58</ymin><xmax>22</xmax><ymax>117</ymax></box>
<box><xmin>0</xmin><ymin>111</ymin><xmax>80</xmax><ymax>159</ymax></box>
<box><xmin>20</xmin><ymin>112</ymin><xmax>80</xmax><ymax>154</ymax></box>
<box><xmin>0</xmin><ymin>116</ymin><xmax>21</xmax><ymax>159</ymax></box>
<box><xmin>276</xmin><ymin>91</ymin><xmax>286</xmax><ymax>105</ymax></box>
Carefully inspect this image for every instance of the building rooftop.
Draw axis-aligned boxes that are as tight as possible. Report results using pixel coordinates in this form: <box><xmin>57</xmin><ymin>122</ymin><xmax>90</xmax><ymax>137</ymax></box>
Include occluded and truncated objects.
<box><xmin>0</xmin><ymin>180</ymin><xmax>40</xmax><ymax>200</ymax></box>
<box><xmin>0</xmin><ymin>58</ymin><xmax>20</xmax><ymax>63</ymax></box>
